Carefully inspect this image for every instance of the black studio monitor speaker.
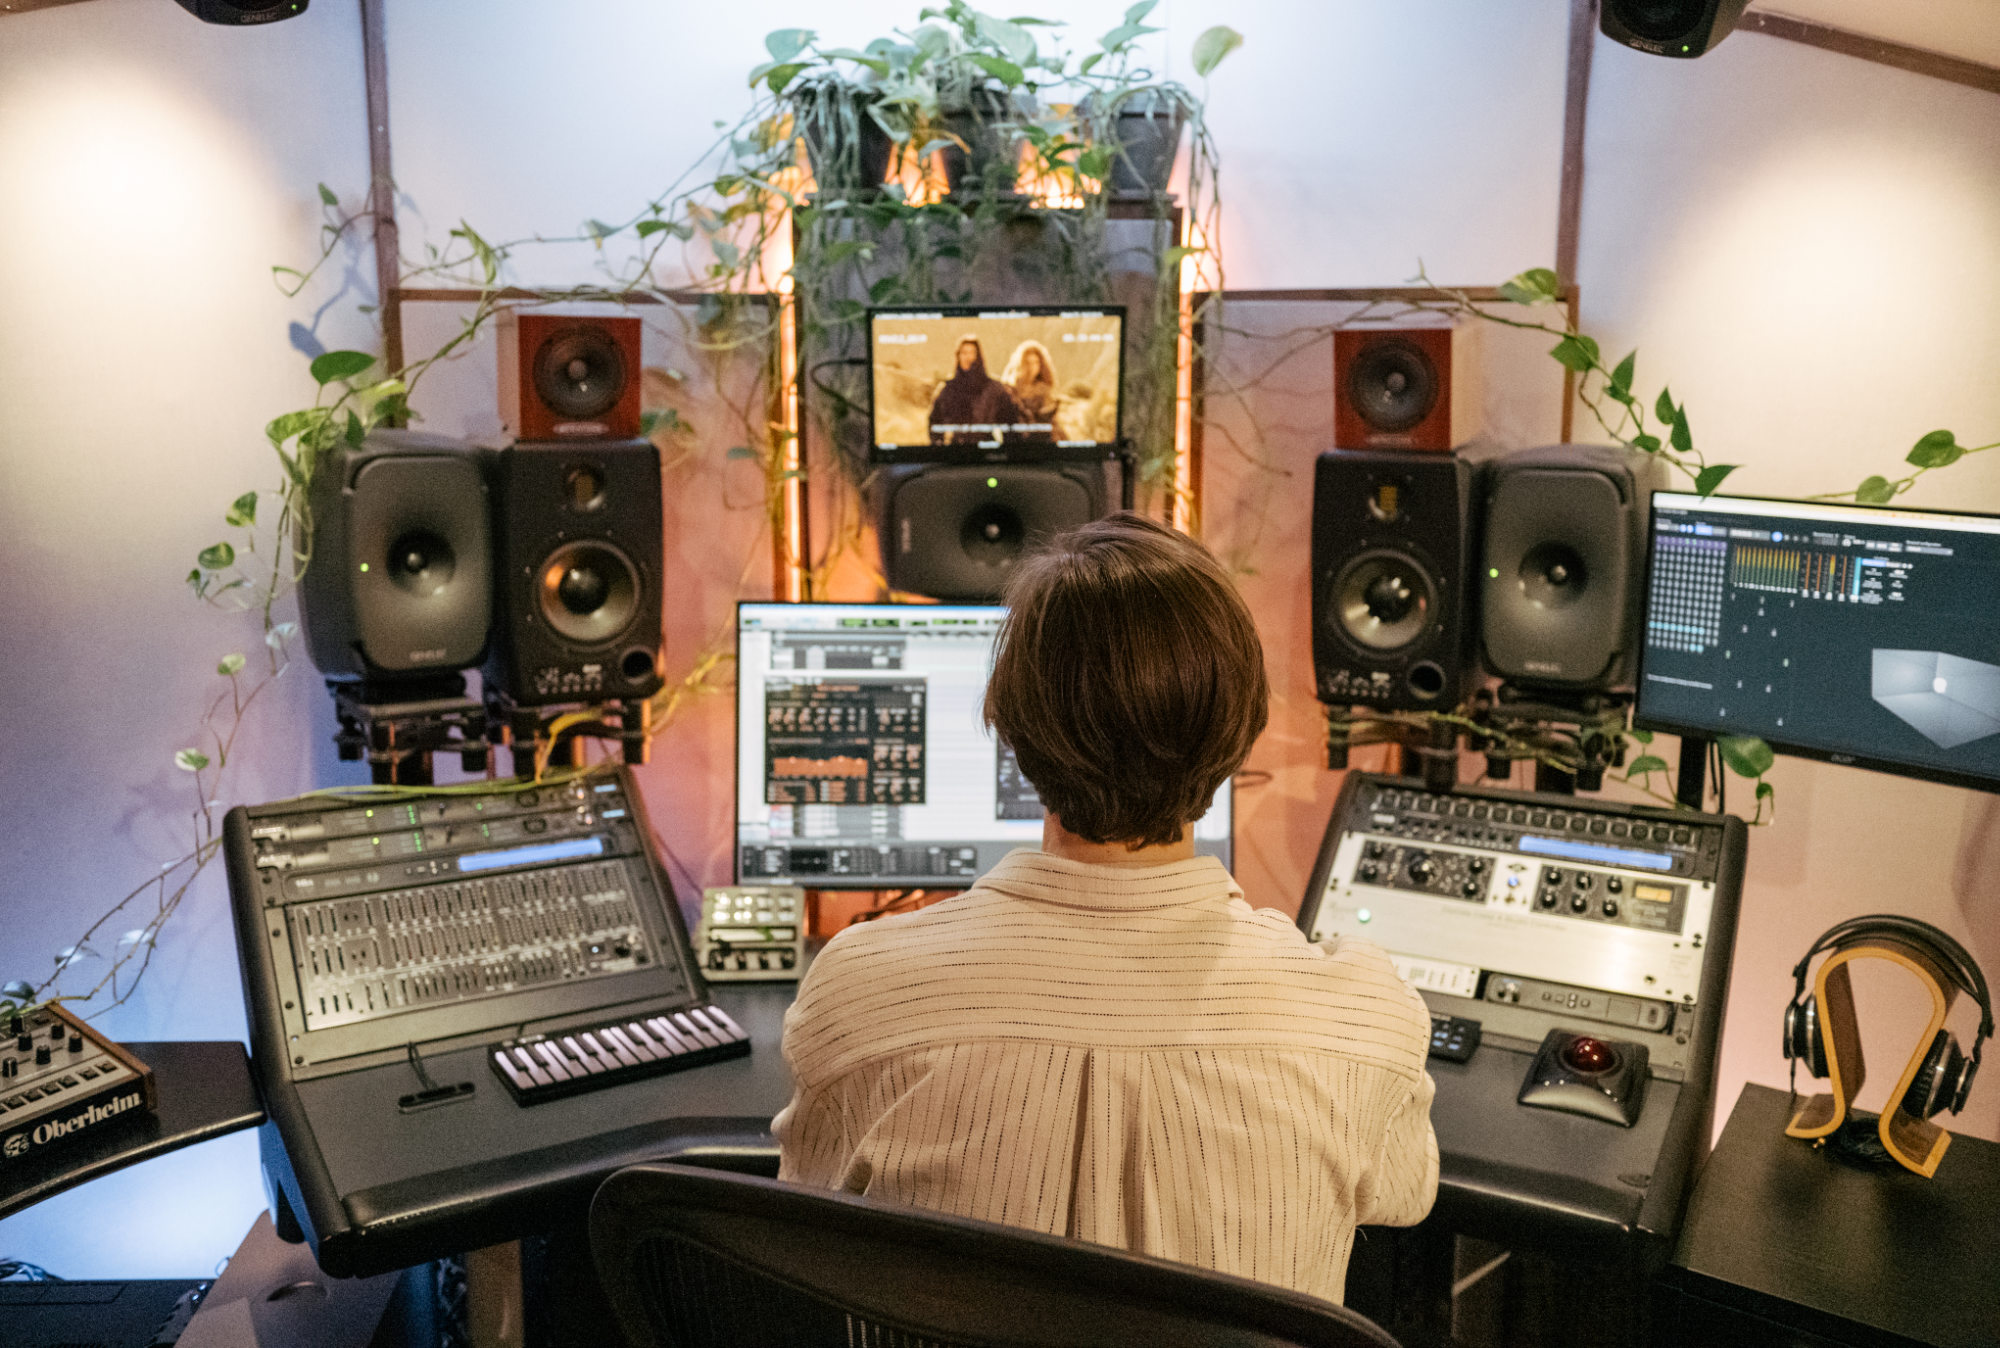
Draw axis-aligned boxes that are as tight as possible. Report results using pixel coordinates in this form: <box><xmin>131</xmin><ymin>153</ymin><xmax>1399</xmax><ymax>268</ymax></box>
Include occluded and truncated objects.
<box><xmin>1479</xmin><ymin>445</ymin><xmax>1649</xmax><ymax>694</ymax></box>
<box><xmin>299</xmin><ymin>431</ymin><xmax>493</xmax><ymax>683</ymax></box>
<box><xmin>173</xmin><ymin>0</ymin><xmax>308</xmax><ymax>24</ymax></box>
<box><xmin>1311</xmin><ymin>449</ymin><xmax>1475</xmax><ymax>710</ymax></box>
<box><xmin>878</xmin><ymin>463</ymin><xmax>1109</xmax><ymax>602</ymax></box>
<box><xmin>1600</xmin><ymin>0</ymin><xmax>1750</xmax><ymax>57</ymax></box>
<box><xmin>487</xmin><ymin>439</ymin><xmax>666</xmax><ymax>707</ymax></box>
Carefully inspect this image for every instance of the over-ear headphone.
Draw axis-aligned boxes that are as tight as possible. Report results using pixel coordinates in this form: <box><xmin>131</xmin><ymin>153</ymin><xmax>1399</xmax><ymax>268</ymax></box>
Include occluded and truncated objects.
<box><xmin>1782</xmin><ymin>914</ymin><xmax>1992</xmax><ymax>1118</ymax></box>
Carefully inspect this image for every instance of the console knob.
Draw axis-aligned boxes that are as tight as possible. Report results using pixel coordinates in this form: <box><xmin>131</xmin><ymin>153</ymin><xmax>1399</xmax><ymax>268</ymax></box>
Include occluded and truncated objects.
<box><xmin>1574</xmin><ymin>873</ymin><xmax>1594</xmax><ymax>891</ymax></box>
<box><xmin>1601</xmin><ymin>898</ymin><xmax>1620</xmax><ymax>919</ymax></box>
<box><xmin>1</xmin><ymin>1060</ymin><xmax>14</xmax><ymax>1079</ymax></box>
<box><xmin>1569</xmin><ymin>894</ymin><xmax>1589</xmax><ymax>914</ymax></box>
<box><xmin>1538</xmin><ymin>891</ymin><xmax>1559</xmax><ymax>910</ymax></box>
<box><xmin>1462</xmin><ymin>880</ymin><xmax>1481</xmax><ymax>898</ymax></box>
<box><xmin>34</xmin><ymin>1045</ymin><xmax>51</xmax><ymax>1066</ymax></box>
<box><xmin>1468</xmin><ymin>857</ymin><xmax>1487</xmax><ymax>873</ymax></box>
<box><xmin>1562</xmin><ymin>1036</ymin><xmax>1618</xmax><ymax>1074</ymax></box>
<box><xmin>1407</xmin><ymin>855</ymin><xmax>1436</xmax><ymax>883</ymax></box>
<box><xmin>1606</xmin><ymin>876</ymin><xmax>1623</xmax><ymax>894</ymax></box>
<box><xmin>67</xmin><ymin>1034</ymin><xmax>82</xmax><ymax>1054</ymax></box>
<box><xmin>14</xmin><ymin>1036</ymin><xmax>28</xmax><ymax>1053</ymax></box>
<box><xmin>1544</xmin><ymin>868</ymin><xmax>1564</xmax><ymax>886</ymax></box>
<box><xmin>1358</xmin><ymin>862</ymin><xmax>1379</xmax><ymax>882</ymax></box>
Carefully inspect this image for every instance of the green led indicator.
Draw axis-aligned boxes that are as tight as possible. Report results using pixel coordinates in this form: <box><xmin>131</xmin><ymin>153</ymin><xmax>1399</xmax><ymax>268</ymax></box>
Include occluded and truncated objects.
<box><xmin>358</xmin><ymin>562</ymin><xmax>370</xmax><ymax>572</ymax></box>
<box><xmin>371</xmin><ymin>836</ymin><xmax>379</xmax><ymax>846</ymax></box>
<box><xmin>1489</xmin><ymin>567</ymin><xmax>1500</xmax><ymax>579</ymax></box>
<box><xmin>986</xmin><ymin>477</ymin><xmax>998</xmax><ymax>488</ymax></box>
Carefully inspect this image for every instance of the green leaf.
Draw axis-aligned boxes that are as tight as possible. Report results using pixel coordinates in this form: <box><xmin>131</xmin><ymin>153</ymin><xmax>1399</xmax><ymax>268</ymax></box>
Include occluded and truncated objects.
<box><xmin>1654</xmin><ymin>386</ymin><xmax>1676</xmax><ymax>424</ymax></box>
<box><xmin>1626</xmin><ymin>755</ymin><xmax>1670</xmax><ymax>777</ymax></box>
<box><xmin>266</xmin><ymin>621</ymin><xmax>298</xmax><ymax>650</ymax></box>
<box><xmin>1610</xmin><ymin>350</ymin><xmax>1636</xmax><ymax>394</ymax></box>
<box><xmin>1549</xmin><ymin>333</ymin><xmax>1600</xmax><ymax>373</ymax></box>
<box><xmin>763</xmin><ymin>60</ymin><xmax>809</xmax><ymax>94</ymax></box>
<box><xmin>1719</xmin><ymin>735</ymin><xmax>1774</xmax><ymax>779</ymax></box>
<box><xmin>309</xmin><ymin>350</ymin><xmax>375</xmax><ymax>386</ymax></box>
<box><xmin>1669</xmin><ymin>408</ymin><xmax>1693</xmax><ymax>454</ymax></box>
<box><xmin>1631</xmin><ymin>434</ymin><xmax>1662</xmax><ymax>453</ymax></box>
<box><xmin>1693</xmin><ymin>463</ymin><xmax>1736</xmax><ymax>497</ymax></box>
<box><xmin>868</xmin><ymin>275</ymin><xmax>903</xmax><ymax>303</ymax></box>
<box><xmin>217</xmin><ymin>653</ymin><xmax>246</xmax><ymax>676</ymax></box>
<box><xmin>1191</xmin><ymin>25</ymin><xmax>1243</xmax><ymax>77</ymax></box>
<box><xmin>317</xmin><ymin>182</ymin><xmax>338</xmax><ymax>208</ymax></box>
<box><xmin>639</xmin><ymin>408</ymin><xmax>685</xmax><ymax>436</ymax></box>
<box><xmin>725</xmin><ymin>446</ymin><xmax>760</xmax><ymax>461</ymax></box>
<box><xmin>765</xmin><ymin>27</ymin><xmax>813</xmax><ymax>62</ymax></box>
<box><xmin>584</xmin><ymin>218</ymin><xmax>619</xmax><ymax>240</ymax></box>
<box><xmin>1629</xmin><ymin>728</ymin><xmax>1654</xmax><ymax>744</ymax></box>
<box><xmin>343</xmin><ymin>410</ymin><xmax>365</xmax><ymax>446</ymax></box>
<box><xmin>1497</xmin><ymin>267</ymin><xmax>1560</xmax><ymax>305</ymax></box>
<box><xmin>974</xmin><ymin>12</ymin><xmax>1037</xmax><ymax>65</ymax></box>
<box><xmin>174</xmin><ymin>749</ymin><xmax>211</xmax><ymax>773</ymax></box>
<box><xmin>1855</xmin><ymin>475</ymin><xmax>1896</xmax><ymax>504</ymax></box>
<box><xmin>185</xmin><ymin>568</ymin><xmax>207</xmax><ymax>597</ymax></box>
<box><xmin>266</xmin><ymin>408</ymin><xmax>317</xmax><ymax>446</ymax></box>
<box><xmin>198</xmin><ymin>542</ymin><xmax>236</xmax><ymax>571</ymax></box>
<box><xmin>1077</xmin><ymin>50</ymin><xmax>1103</xmax><ymax>76</ymax></box>
<box><xmin>711</xmin><ymin>238</ymin><xmax>741</xmax><ymax>270</ymax></box>
<box><xmin>819</xmin><ymin>47</ymin><xmax>889</xmax><ymax>76</ymax></box>
<box><xmin>967</xmin><ymin>53</ymin><xmax>1024</xmax><ymax>85</ymax></box>
<box><xmin>1125</xmin><ymin>0</ymin><xmax>1160</xmax><ymax>21</ymax></box>
<box><xmin>1099</xmin><ymin>20</ymin><xmax>1158</xmax><ymax>52</ymax></box>
<box><xmin>224</xmin><ymin>490</ymin><xmax>258</xmax><ymax>528</ymax></box>
<box><xmin>1906</xmin><ymin>428</ymin><xmax>1964</xmax><ymax>469</ymax></box>
<box><xmin>1077</xmin><ymin>145</ymin><xmax>1112</xmax><ymax>180</ymax></box>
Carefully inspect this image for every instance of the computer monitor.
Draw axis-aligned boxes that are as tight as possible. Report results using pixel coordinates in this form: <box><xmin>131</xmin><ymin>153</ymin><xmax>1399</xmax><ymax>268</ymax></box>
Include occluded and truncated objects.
<box><xmin>735</xmin><ymin>602</ymin><xmax>1233</xmax><ymax>886</ymax></box>
<box><xmin>869</xmin><ymin>305</ymin><xmax>1124</xmax><ymax>462</ymax></box>
<box><xmin>1635</xmin><ymin>491</ymin><xmax>2000</xmax><ymax>793</ymax></box>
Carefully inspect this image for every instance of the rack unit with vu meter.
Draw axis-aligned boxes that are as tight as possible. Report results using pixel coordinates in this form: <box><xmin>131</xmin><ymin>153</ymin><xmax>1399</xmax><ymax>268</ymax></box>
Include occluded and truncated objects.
<box><xmin>1301</xmin><ymin>773</ymin><xmax>1746</xmax><ymax>1342</ymax></box>
<box><xmin>225</xmin><ymin>770</ymin><xmax>788</xmax><ymax>1277</ymax></box>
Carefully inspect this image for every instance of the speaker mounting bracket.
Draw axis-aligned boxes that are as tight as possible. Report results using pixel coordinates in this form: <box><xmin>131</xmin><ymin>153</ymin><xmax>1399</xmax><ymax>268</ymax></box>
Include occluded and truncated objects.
<box><xmin>330</xmin><ymin>676</ymin><xmax>493</xmax><ymax>786</ymax></box>
<box><xmin>485</xmin><ymin>693</ymin><xmax>651</xmax><ymax>779</ymax></box>
<box><xmin>1478</xmin><ymin>687</ymin><xmax>1634</xmax><ymax>795</ymax></box>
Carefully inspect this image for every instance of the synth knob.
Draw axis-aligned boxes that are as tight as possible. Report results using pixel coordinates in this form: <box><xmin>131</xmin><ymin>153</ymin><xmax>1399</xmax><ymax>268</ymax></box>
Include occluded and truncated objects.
<box><xmin>1601</xmin><ymin>899</ymin><xmax>1620</xmax><ymax>919</ymax></box>
<box><xmin>67</xmin><ymin>1033</ymin><xmax>83</xmax><ymax>1053</ymax></box>
<box><xmin>34</xmin><ymin>1045</ymin><xmax>51</xmax><ymax>1066</ymax></box>
<box><xmin>1538</xmin><ymin>891</ymin><xmax>1559</xmax><ymax>910</ymax></box>
<box><xmin>1461</xmin><ymin>880</ymin><xmax>1481</xmax><ymax>898</ymax></box>
<box><xmin>1574</xmin><ymin>873</ymin><xmax>1594</xmax><ymax>891</ymax></box>
<box><xmin>0</xmin><ymin>1059</ymin><xmax>15</xmax><ymax>1079</ymax></box>
<box><xmin>1358</xmin><ymin>862</ymin><xmax>1380</xmax><ymax>882</ymax></box>
<box><xmin>1407</xmin><ymin>855</ymin><xmax>1437</xmax><ymax>884</ymax></box>
<box><xmin>1569</xmin><ymin>894</ymin><xmax>1589</xmax><ymax>914</ymax></box>
<box><xmin>4</xmin><ymin>1015</ymin><xmax>18</xmax><ymax>1038</ymax></box>
<box><xmin>1468</xmin><ymin>857</ymin><xmax>1488</xmax><ymax>873</ymax></box>
<box><xmin>49</xmin><ymin>1025</ymin><xmax>63</xmax><ymax>1042</ymax></box>
<box><xmin>14</xmin><ymin>1035</ymin><xmax>28</xmax><ymax>1053</ymax></box>
<box><xmin>1545</xmin><ymin>868</ymin><xmax>1564</xmax><ymax>886</ymax></box>
<box><xmin>1606</xmin><ymin>876</ymin><xmax>1623</xmax><ymax>894</ymax></box>
<box><xmin>1365</xmin><ymin>841</ymin><xmax>1386</xmax><ymax>859</ymax></box>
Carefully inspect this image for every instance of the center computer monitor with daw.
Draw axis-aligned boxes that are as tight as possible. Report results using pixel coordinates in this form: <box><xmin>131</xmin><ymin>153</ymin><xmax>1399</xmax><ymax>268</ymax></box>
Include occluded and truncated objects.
<box><xmin>735</xmin><ymin>602</ymin><xmax>1233</xmax><ymax>886</ymax></box>
<box><xmin>1637</xmin><ymin>491</ymin><xmax>2000</xmax><ymax>793</ymax></box>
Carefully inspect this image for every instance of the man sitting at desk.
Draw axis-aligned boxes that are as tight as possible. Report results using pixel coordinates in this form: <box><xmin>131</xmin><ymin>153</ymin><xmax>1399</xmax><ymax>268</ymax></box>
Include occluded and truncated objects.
<box><xmin>774</xmin><ymin>514</ymin><xmax>1438</xmax><ymax>1304</ymax></box>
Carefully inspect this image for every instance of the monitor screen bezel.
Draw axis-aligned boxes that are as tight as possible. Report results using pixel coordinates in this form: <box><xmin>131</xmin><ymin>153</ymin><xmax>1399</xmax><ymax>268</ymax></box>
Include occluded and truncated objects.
<box><xmin>866</xmin><ymin>304</ymin><xmax>1128</xmax><ymax>465</ymax></box>
<box><xmin>732</xmin><ymin>599</ymin><xmax>1235</xmax><ymax>886</ymax></box>
<box><xmin>1632</xmin><ymin>489</ymin><xmax>2000</xmax><ymax>796</ymax></box>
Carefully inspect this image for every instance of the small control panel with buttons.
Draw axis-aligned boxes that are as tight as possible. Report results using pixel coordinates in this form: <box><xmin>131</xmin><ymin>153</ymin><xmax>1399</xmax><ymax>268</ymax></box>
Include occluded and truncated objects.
<box><xmin>0</xmin><ymin>1002</ymin><xmax>155</xmax><ymax>1171</ymax></box>
<box><xmin>696</xmin><ymin>887</ymin><xmax>807</xmax><ymax>982</ymax></box>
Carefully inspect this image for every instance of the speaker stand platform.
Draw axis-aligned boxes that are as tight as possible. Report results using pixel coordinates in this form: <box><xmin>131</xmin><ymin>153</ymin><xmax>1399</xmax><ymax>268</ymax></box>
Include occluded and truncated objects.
<box><xmin>331</xmin><ymin>677</ymin><xmax>493</xmax><ymax>786</ymax></box>
<box><xmin>486</xmin><ymin>695</ymin><xmax>652</xmax><ymax>778</ymax></box>
<box><xmin>1478</xmin><ymin>687</ymin><xmax>1632</xmax><ymax>795</ymax></box>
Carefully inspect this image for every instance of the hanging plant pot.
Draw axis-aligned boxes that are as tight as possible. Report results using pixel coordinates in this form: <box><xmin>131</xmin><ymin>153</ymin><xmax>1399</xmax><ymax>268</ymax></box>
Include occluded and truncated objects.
<box><xmin>937</xmin><ymin>87</ymin><xmax>1024</xmax><ymax>197</ymax></box>
<box><xmin>790</xmin><ymin>82</ymin><xmax>894</xmax><ymax>197</ymax></box>
<box><xmin>1082</xmin><ymin>89</ymin><xmax>1187</xmax><ymax>196</ymax></box>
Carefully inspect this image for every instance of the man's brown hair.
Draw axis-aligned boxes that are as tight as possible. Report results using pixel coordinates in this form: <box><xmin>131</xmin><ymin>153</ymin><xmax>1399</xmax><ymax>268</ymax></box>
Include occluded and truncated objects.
<box><xmin>983</xmin><ymin>513</ymin><xmax>1268</xmax><ymax>848</ymax></box>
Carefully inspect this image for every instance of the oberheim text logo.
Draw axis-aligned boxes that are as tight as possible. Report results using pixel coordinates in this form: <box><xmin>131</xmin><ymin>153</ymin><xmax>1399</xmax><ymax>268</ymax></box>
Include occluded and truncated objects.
<box><xmin>29</xmin><ymin>1092</ymin><xmax>142</xmax><ymax>1146</ymax></box>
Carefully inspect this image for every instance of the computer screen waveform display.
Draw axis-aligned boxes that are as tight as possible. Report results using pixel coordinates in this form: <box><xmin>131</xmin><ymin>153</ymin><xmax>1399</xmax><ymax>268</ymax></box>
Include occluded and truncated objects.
<box><xmin>869</xmin><ymin>306</ymin><xmax>1124</xmax><ymax>459</ymax></box>
<box><xmin>736</xmin><ymin>603</ymin><xmax>1232</xmax><ymax>887</ymax></box>
<box><xmin>1636</xmin><ymin>492</ymin><xmax>2000</xmax><ymax>793</ymax></box>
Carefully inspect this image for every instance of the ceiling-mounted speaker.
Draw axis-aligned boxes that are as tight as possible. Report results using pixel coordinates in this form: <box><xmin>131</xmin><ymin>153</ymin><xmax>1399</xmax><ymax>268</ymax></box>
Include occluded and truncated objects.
<box><xmin>1333</xmin><ymin>322</ymin><xmax>1481</xmax><ymax>453</ymax></box>
<box><xmin>172</xmin><ymin>0</ymin><xmax>308</xmax><ymax>23</ymax></box>
<box><xmin>1311</xmin><ymin>448</ymin><xmax>1476</xmax><ymax>710</ymax></box>
<box><xmin>498</xmin><ymin>311</ymin><xmax>643</xmax><ymax>442</ymax></box>
<box><xmin>1479</xmin><ymin>445</ymin><xmax>1651</xmax><ymax>693</ymax></box>
<box><xmin>877</xmin><ymin>463</ymin><xmax>1110</xmax><ymax>602</ymax></box>
<box><xmin>1600</xmin><ymin>0</ymin><xmax>1751</xmax><ymax>57</ymax></box>
<box><xmin>486</xmin><ymin>439</ymin><xmax>665</xmax><ymax>707</ymax></box>
<box><xmin>298</xmin><ymin>431</ymin><xmax>492</xmax><ymax>682</ymax></box>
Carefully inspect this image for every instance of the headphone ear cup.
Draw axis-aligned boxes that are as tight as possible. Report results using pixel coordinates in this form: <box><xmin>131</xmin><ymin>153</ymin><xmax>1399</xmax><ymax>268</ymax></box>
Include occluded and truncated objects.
<box><xmin>1900</xmin><ymin>1031</ymin><xmax>1956</xmax><ymax>1119</ymax></box>
<box><xmin>1795</xmin><ymin>996</ymin><xmax>1829</xmax><ymax>1077</ymax></box>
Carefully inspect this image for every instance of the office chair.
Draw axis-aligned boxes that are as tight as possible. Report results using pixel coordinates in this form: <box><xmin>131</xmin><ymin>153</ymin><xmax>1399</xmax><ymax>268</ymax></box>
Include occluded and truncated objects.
<box><xmin>590</xmin><ymin>1162</ymin><xmax>1402</xmax><ymax>1348</ymax></box>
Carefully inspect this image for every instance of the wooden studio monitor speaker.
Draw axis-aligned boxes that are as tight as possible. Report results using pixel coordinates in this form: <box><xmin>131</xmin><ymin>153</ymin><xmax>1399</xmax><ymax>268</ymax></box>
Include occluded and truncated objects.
<box><xmin>1333</xmin><ymin>321</ymin><xmax>1481</xmax><ymax>452</ymax></box>
<box><xmin>499</xmin><ymin>310</ymin><xmax>643</xmax><ymax>442</ymax></box>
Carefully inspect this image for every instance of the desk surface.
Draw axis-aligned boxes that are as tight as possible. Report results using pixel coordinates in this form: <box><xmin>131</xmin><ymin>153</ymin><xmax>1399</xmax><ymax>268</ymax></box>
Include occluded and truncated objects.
<box><xmin>1672</xmin><ymin>1084</ymin><xmax>2000</xmax><ymax>1348</ymax></box>
<box><xmin>0</xmin><ymin>1041</ymin><xmax>264</xmax><ymax>1219</ymax></box>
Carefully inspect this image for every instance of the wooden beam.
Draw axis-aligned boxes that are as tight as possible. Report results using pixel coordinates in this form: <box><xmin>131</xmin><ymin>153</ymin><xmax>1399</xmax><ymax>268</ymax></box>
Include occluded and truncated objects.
<box><xmin>0</xmin><ymin>0</ymin><xmax>97</xmax><ymax>14</ymax></box>
<box><xmin>358</xmin><ymin>0</ymin><xmax>401</xmax><ymax>374</ymax></box>
<box><xmin>1555</xmin><ymin>0</ymin><xmax>1599</xmax><ymax>289</ymax></box>
<box><xmin>392</xmin><ymin>286</ymin><xmax>733</xmax><ymax>307</ymax></box>
<box><xmin>1741</xmin><ymin>12</ymin><xmax>2000</xmax><ymax>97</ymax></box>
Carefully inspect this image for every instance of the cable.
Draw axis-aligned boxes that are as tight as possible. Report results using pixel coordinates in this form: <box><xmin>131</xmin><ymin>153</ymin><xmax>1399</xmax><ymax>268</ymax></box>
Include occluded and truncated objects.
<box><xmin>0</xmin><ymin>1259</ymin><xmax>61</xmax><ymax>1281</ymax></box>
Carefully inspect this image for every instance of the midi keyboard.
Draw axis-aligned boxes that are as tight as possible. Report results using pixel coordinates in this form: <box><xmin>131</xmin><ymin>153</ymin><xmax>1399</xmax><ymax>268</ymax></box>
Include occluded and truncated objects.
<box><xmin>489</xmin><ymin>1002</ymin><xmax>750</xmax><ymax>1105</ymax></box>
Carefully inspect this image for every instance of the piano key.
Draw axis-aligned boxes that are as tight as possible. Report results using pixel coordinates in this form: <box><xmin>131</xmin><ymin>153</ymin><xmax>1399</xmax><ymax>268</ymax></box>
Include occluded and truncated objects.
<box><xmin>510</xmin><ymin>1047</ymin><xmax>552</xmax><ymax>1087</ymax></box>
<box><xmin>560</xmin><ymin>1036</ymin><xmax>604</xmax><ymax>1073</ymax></box>
<box><xmin>625</xmin><ymin>1021</ymin><xmax>664</xmax><ymax>1053</ymax></box>
<box><xmin>585</xmin><ymin>1030</ymin><xmax>638</xmax><ymax>1069</ymax></box>
<box><xmin>702</xmin><ymin>1006</ymin><xmax>749</xmax><ymax>1042</ymax></box>
<box><xmin>532</xmin><ymin>1042</ymin><xmax>573</xmax><ymax>1081</ymax></box>
<box><xmin>671</xmin><ymin>1011</ymin><xmax>721</xmax><ymax>1048</ymax></box>
<box><xmin>646</xmin><ymin>1017</ymin><xmax>694</xmax><ymax>1053</ymax></box>
<box><xmin>494</xmin><ymin>1052</ymin><xmax>533</xmax><ymax>1091</ymax></box>
<box><xmin>604</xmin><ymin>1026</ymin><xmax>655</xmax><ymax>1062</ymax></box>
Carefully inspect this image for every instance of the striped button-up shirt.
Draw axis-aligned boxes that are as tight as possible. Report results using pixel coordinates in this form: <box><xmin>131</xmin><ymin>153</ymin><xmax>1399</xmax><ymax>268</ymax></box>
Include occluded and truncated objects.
<box><xmin>774</xmin><ymin>848</ymin><xmax>1439</xmax><ymax>1303</ymax></box>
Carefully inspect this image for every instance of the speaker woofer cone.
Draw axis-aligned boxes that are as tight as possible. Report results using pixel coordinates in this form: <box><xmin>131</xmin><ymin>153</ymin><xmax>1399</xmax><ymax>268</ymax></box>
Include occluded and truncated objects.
<box><xmin>1518</xmin><ymin>541</ymin><xmax>1589</xmax><ymax>610</ymax></box>
<box><xmin>1610</xmin><ymin>0</ymin><xmax>1708</xmax><ymax>40</ymax></box>
<box><xmin>532</xmin><ymin>328</ymin><xmax>628</xmax><ymax>421</ymax></box>
<box><xmin>1333</xmin><ymin>550</ymin><xmax>1437</xmax><ymax>652</ymax></box>
<box><xmin>385</xmin><ymin>529</ymin><xmax>456</xmax><ymax>596</ymax></box>
<box><xmin>1347</xmin><ymin>337</ymin><xmax>1440</xmax><ymax>434</ymax></box>
<box><xmin>536</xmin><ymin>540</ymin><xmax>641</xmax><ymax>645</ymax></box>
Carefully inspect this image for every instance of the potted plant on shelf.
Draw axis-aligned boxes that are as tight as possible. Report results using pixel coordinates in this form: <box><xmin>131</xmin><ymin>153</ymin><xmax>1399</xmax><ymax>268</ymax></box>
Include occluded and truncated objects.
<box><xmin>1073</xmin><ymin>2</ymin><xmax>1241</xmax><ymax>196</ymax></box>
<box><xmin>753</xmin><ymin>29</ymin><xmax>914</xmax><ymax>197</ymax></box>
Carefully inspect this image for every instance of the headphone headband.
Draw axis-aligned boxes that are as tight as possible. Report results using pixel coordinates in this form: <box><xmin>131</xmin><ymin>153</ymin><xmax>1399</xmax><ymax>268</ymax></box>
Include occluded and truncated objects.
<box><xmin>1790</xmin><ymin>914</ymin><xmax>1993</xmax><ymax>1054</ymax></box>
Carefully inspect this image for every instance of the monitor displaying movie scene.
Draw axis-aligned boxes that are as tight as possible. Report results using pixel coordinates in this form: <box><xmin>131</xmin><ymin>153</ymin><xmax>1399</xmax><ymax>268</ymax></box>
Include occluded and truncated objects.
<box><xmin>870</xmin><ymin>306</ymin><xmax>1124</xmax><ymax>458</ymax></box>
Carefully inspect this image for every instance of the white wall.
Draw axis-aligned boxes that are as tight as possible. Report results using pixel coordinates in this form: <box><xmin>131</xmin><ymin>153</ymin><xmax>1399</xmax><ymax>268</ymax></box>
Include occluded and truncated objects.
<box><xmin>0</xmin><ymin>0</ymin><xmax>373</xmax><ymax>1278</ymax></box>
<box><xmin>1</xmin><ymin>0</ymin><xmax>1996</xmax><ymax>1282</ymax></box>
<box><xmin>1576</xmin><ymin>26</ymin><xmax>2000</xmax><ymax>1144</ymax></box>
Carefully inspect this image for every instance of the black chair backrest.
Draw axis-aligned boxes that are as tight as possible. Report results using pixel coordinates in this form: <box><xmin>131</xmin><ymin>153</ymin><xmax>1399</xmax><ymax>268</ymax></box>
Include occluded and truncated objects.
<box><xmin>591</xmin><ymin>1163</ymin><xmax>1402</xmax><ymax>1348</ymax></box>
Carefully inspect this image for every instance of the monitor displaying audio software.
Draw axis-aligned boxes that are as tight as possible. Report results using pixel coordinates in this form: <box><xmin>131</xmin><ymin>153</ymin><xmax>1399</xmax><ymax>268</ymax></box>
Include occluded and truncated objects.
<box><xmin>736</xmin><ymin>602</ymin><xmax>1233</xmax><ymax>886</ymax></box>
<box><xmin>870</xmin><ymin>305</ymin><xmax>1124</xmax><ymax>460</ymax></box>
<box><xmin>1636</xmin><ymin>491</ymin><xmax>2000</xmax><ymax>793</ymax></box>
